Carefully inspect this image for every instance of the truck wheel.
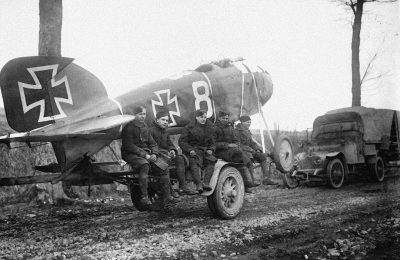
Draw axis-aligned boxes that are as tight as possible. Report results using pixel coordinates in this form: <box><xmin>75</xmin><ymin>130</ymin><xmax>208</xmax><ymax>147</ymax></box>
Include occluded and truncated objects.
<box><xmin>326</xmin><ymin>158</ymin><xmax>345</xmax><ymax>189</ymax></box>
<box><xmin>272</xmin><ymin>135</ymin><xmax>294</xmax><ymax>173</ymax></box>
<box><xmin>369</xmin><ymin>156</ymin><xmax>385</xmax><ymax>182</ymax></box>
<box><xmin>129</xmin><ymin>182</ymin><xmax>159</xmax><ymax>211</ymax></box>
<box><xmin>281</xmin><ymin>171</ymin><xmax>300</xmax><ymax>189</ymax></box>
<box><xmin>210</xmin><ymin>166</ymin><xmax>244</xmax><ymax>219</ymax></box>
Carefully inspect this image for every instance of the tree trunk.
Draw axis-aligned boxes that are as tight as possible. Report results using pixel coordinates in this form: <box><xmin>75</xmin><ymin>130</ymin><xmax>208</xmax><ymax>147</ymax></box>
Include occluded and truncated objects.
<box><xmin>39</xmin><ymin>0</ymin><xmax>62</xmax><ymax>56</ymax></box>
<box><xmin>38</xmin><ymin>0</ymin><xmax>70</xmax><ymax>204</ymax></box>
<box><xmin>351</xmin><ymin>0</ymin><xmax>364</xmax><ymax>107</ymax></box>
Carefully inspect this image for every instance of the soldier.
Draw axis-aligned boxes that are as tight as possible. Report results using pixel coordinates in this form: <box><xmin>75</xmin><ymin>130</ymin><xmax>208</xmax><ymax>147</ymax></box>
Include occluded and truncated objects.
<box><xmin>235</xmin><ymin>115</ymin><xmax>279</xmax><ymax>185</ymax></box>
<box><xmin>179</xmin><ymin>109</ymin><xmax>215</xmax><ymax>193</ymax></box>
<box><xmin>121</xmin><ymin>105</ymin><xmax>177</xmax><ymax>208</ymax></box>
<box><xmin>214</xmin><ymin>111</ymin><xmax>259</xmax><ymax>193</ymax></box>
<box><xmin>149</xmin><ymin>110</ymin><xmax>196</xmax><ymax>195</ymax></box>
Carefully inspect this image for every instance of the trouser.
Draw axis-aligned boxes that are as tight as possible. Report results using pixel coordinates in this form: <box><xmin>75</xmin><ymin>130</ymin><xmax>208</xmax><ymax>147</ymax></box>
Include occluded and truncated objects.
<box><xmin>138</xmin><ymin>164</ymin><xmax>150</xmax><ymax>198</ymax></box>
<box><xmin>253</xmin><ymin>152</ymin><xmax>272</xmax><ymax>179</ymax></box>
<box><xmin>175</xmin><ymin>155</ymin><xmax>187</xmax><ymax>188</ymax></box>
<box><xmin>188</xmin><ymin>157</ymin><xmax>202</xmax><ymax>185</ymax></box>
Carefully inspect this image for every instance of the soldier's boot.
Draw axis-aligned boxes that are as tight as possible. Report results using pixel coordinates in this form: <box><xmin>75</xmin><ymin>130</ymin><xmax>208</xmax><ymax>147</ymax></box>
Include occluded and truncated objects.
<box><xmin>240</xmin><ymin>166</ymin><xmax>256</xmax><ymax>193</ymax></box>
<box><xmin>190</xmin><ymin>163</ymin><xmax>203</xmax><ymax>193</ymax></box>
<box><xmin>175</xmin><ymin>156</ymin><xmax>194</xmax><ymax>194</ymax></box>
<box><xmin>160</xmin><ymin>175</ymin><xmax>179</xmax><ymax>206</ymax></box>
<box><xmin>261</xmin><ymin>160</ymin><xmax>279</xmax><ymax>185</ymax></box>
<box><xmin>248</xmin><ymin>164</ymin><xmax>261</xmax><ymax>187</ymax></box>
<box><xmin>138</xmin><ymin>165</ymin><xmax>152</xmax><ymax>206</ymax></box>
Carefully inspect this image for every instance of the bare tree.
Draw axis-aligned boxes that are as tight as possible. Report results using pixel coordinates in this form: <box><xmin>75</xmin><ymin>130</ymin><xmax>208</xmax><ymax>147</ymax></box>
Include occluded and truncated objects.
<box><xmin>38</xmin><ymin>0</ymin><xmax>70</xmax><ymax>204</ymax></box>
<box><xmin>336</xmin><ymin>0</ymin><xmax>397</xmax><ymax>106</ymax></box>
<box><xmin>39</xmin><ymin>0</ymin><xmax>62</xmax><ymax>56</ymax></box>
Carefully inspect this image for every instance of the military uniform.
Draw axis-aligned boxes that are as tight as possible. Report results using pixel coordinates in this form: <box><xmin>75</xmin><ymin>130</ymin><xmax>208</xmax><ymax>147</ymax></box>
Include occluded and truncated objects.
<box><xmin>121</xmin><ymin>118</ymin><xmax>174</xmax><ymax>207</ymax></box>
<box><xmin>235</xmin><ymin>122</ymin><xmax>277</xmax><ymax>185</ymax></box>
<box><xmin>149</xmin><ymin>121</ymin><xmax>189</xmax><ymax>193</ymax></box>
<box><xmin>179</xmin><ymin>119</ymin><xmax>216</xmax><ymax>192</ymax></box>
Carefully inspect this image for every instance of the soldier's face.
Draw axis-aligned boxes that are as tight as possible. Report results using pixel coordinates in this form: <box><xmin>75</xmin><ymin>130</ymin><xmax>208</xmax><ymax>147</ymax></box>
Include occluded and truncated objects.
<box><xmin>242</xmin><ymin>120</ymin><xmax>251</xmax><ymax>129</ymax></box>
<box><xmin>196</xmin><ymin>114</ymin><xmax>207</xmax><ymax>125</ymax></box>
<box><xmin>156</xmin><ymin>116</ymin><xmax>169</xmax><ymax>129</ymax></box>
<box><xmin>135</xmin><ymin>109</ymin><xmax>146</xmax><ymax>122</ymax></box>
<box><xmin>219</xmin><ymin>115</ymin><xmax>229</xmax><ymax>124</ymax></box>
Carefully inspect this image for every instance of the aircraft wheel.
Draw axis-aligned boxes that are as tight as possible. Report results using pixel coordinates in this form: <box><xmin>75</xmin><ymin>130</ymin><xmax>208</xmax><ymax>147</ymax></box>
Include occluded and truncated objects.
<box><xmin>281</xmin><ymin>171</ymin><xmax>300</xmax><ymax>189</ymax></box>
<box><xmin>369</xmin><ymin>156</ymin><xmax>385</xmax><ymax>182</ymax></box>
<box><xmin>210</xmin><ymin>166</ymin><xmax>244</xmax><ymax>219</ymax></box>
<box><xmin>272</xmin><ymin>135</ymin><xmax>294</xmax><ymax>173</ymax></box>
<box><xmin>326</xmin><ymin>158</ymin><xmax>345</xmax><ymax>189</ymax></box>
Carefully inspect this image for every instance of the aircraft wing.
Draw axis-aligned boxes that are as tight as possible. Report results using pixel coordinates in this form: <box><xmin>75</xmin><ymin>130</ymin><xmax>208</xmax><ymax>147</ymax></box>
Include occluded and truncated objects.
<box><xmin>0</xmin><ymin>114</ymin><xmax>134</xmax><ymax>144</ymax></box>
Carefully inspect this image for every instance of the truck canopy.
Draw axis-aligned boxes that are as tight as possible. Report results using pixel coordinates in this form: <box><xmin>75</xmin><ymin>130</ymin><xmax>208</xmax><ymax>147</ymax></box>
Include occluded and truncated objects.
<box><xmin>313</xmin><ymin>106</ymin><xmax>399</xmax><ymax>143</ymax></box>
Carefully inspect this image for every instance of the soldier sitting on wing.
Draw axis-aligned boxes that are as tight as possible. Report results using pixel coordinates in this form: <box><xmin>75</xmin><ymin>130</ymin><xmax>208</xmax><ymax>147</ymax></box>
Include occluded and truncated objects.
<box><xmin>179</xmin><ymin>109</ymin><xmax>215</xmax><ymax>193</ymax></box>
<box><xmin>149</xmin><ymin>110</ymin><xmax>197</xmax><ymax>195</ymax></box>
<box><xmin>121</xmin><ymin>105</ymin><xmax>178</xmax><ymax>209</ymax></box>
<box><xmin>235</xmin><ymin>115</ymin><xmax>279</xmax><ymax>185</ymax></box>
<box><xmin>214</xmin><ymin>111</ymin><xmax>259</xmax><ymax>193</ymax></box>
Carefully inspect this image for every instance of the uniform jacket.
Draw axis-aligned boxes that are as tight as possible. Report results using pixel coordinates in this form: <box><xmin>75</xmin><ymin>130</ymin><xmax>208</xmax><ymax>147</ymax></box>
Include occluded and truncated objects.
<box><xmin>179</xmin><ymin>120</ymin><xmax>216</xmax><ymax>155</ymax></box>
<box><xmin>121</xmin><ymin>119</ymin><xmax>159</xmax><ymax>158</ymax></box>
<box><xmin>149</xmin><ymin>121</ymin><xmax>176</xmax><ymax>152</ymax></box>
<box><xmin>235</xmin><ymin>123</ymin><xmax>262</xmax><ymax>153</ymax></box>
<box><xmin>214</xmin><ymin>120</ymin><xmax>240</xmax><ymax>150</ymax></box>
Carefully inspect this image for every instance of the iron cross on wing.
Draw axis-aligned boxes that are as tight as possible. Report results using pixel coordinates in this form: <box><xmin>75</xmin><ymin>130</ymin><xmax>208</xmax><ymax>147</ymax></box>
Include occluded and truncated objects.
<box><xmin>151</xmin><ymin>89</ymin><xmax>181</xmax><ymax>126</ymax></box>
<box><xmin>18</xmin><ymin>64</ymin><xmax>73</xmax><ymax>123</ymax></box>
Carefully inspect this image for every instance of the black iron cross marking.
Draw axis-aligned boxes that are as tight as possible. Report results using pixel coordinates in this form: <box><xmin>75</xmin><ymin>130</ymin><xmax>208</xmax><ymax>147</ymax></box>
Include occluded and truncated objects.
<box><xmin>151</xmin><ymin>89</ymin><xmax>181</xmax><ymax>126</ymax></box>
<box><xmin>18</xmin><ymin>64</ymin><xmax>73</xmax><ymax>122</ymax></box>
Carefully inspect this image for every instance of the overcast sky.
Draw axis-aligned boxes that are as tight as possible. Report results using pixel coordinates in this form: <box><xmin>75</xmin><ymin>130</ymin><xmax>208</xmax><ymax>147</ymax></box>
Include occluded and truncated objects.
<box><xmin>0</xmin><ymin>0</ymin><xmax>399</xmax><ymax>130</ymax></box>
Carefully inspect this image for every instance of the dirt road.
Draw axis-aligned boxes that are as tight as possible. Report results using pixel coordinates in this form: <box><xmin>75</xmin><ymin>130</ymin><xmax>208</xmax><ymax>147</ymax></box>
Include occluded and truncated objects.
<box><xmin>1</xmin><ymin>175</ymin><xmax>399</xmax><ymax>260</ymax></box>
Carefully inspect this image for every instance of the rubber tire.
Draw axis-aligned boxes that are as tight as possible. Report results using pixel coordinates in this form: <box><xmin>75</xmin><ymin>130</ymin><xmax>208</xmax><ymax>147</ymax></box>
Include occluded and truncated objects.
<box><xmin>281</xmin><ymin>172</ymin><xmax>300</xmax><ymax>189</ymax></box>
<box><xmin>209</xmin><ymin>166</ymin><xmax>245</xmax><ymax>219</ymax></box>
<box><xmin>369</xmin><ymin>156</ymin><xmax>385</xmax><ymax>182</ymax></box>
<box><xmin>272</xmin><ymin>135</ymin><xmax>294</xmax><ymax>173</ymax></box>
<box><xmin>326</xmin><ymin>158</ymin><xmax>345</xmax><ymax>189</ymax></box>
<box><xmin>129</xmin><ymin>182</ymin><xmax>160</xmax><ymax>211</ymax></box>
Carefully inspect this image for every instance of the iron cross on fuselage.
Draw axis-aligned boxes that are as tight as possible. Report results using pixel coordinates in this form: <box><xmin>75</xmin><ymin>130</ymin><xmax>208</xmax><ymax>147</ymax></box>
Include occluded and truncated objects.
<box><xmin>18</xmin><ymin>64</ymin><xmax>72</xmax><ymax>122</ymax></box>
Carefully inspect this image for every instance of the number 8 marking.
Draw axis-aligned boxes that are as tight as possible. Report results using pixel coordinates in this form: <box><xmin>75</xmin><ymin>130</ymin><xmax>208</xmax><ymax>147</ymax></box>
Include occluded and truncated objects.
<box><xmin>192</xmin><ymin>81</ymin><xmax>213</xmax><ymax>118</ymax></box>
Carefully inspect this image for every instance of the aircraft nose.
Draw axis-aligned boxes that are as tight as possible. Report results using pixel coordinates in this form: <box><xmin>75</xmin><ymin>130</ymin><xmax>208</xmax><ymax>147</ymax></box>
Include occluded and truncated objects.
<box><xmin>257</xmin><ymin>69</ymin><xmax>273</xmax><ymax>106</ymax></box>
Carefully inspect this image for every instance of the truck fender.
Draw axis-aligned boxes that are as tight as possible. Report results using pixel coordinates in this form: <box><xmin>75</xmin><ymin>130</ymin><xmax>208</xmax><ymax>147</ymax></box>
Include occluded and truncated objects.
<box><xmin>201</xmin><ymin>159</ymin><xmax>229</xmax><ymax>196</ymax></box>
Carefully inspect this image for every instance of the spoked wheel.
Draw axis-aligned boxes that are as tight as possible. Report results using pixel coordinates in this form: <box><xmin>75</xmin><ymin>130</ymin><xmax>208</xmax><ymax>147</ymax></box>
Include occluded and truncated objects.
<box><xmin>272</xmin><ymin>135</ymin><xmax>294</xmax><ymax>173</ymax></box>
<box><xmin>281</xmin><ymin>171</ymin><xmax>300</xmax><ymax>189</ymax></box>
<box><xmin>369</xmin><ymin>156</ymin><xmax>385</xmax><ymax>182</ymax></box>
<box><xmin>209</xmin><ymin>166</ymin><xmax>244</xmax><ymax>219</ymax></box>
<box><xmin>326</xmin><ymin>158</ymin><xmax>345</xmax><ymax>189</ymax></box>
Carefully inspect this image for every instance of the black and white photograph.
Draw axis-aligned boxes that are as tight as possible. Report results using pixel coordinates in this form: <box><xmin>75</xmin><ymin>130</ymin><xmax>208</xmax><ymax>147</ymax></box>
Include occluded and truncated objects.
<box><xmin>0</xmin><ymin>0</ymin><xmax>399</xmax><ymax>259</ymax></box>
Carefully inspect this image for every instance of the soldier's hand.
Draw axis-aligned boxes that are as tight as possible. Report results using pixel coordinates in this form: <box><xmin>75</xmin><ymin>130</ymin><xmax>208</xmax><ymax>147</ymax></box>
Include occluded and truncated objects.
<box><xmin>190</xmin><ymin>150</ymin><xmax>196</xmax><ymax>157</ymax></box>
<box><xmin>145</xmin><ymin>154</ymin><xmax>151</xmax><ymax>160</ymax></box>
<box><xmin>149</xmin><ymin>154</ymin><xmax>157</xmax><ymax>162</ymax></box>
<box><xmin>206</xmin><ymin>150</ymin><xmax>213</xmax><ymax>155</ymax></box>
<box><xmin>228</xmin><ymin>143</ymin><xmax>238</xmax><ymax>148</ymax></box>
<box><xmin>169</xmin><ymin>150</ymin><xmax>176</xmax><ymax>157</ymax></box>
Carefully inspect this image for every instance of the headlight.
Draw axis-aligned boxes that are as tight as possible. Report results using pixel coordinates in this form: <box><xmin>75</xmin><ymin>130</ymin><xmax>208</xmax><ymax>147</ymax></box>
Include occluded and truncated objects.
<box><xmin>313</xmin><ymin>158</ymin><xmax>322</xmax><ymax>165</ymax></box>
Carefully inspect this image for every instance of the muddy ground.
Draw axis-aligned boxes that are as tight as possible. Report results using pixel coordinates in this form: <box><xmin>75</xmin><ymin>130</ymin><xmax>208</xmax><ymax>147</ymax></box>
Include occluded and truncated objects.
<box><xmin>1</xmin><ymin>173</ymin><xmax>399</xmax><ymax>260</ymax></box>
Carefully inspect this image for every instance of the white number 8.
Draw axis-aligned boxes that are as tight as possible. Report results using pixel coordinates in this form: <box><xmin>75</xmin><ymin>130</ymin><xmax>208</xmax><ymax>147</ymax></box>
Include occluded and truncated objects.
<box><xmin>192</xmin><ymin>81</ymin><xmax>213</xmax><ymax>118</ymax></box>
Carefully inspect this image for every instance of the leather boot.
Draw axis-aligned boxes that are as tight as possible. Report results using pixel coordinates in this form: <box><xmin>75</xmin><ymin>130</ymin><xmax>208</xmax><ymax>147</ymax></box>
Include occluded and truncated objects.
<box><xmin>175</xmin><ymin>156</ymin><xmax>188</xmax><ymax>193</ymax></box>
<box><xmin>240</xmin><ymin>166</ymin><xmax>255</xmax><ymax>189</ymax></box>
<box><xmin>248</xmin><ymin>165</ymin><xmax>261</xmax><ymax>187</ymax></box>
<box><xmin>160</xmin><ymin>175</ymin><xmax>179</xmax><ymax>206</ymax></box>
<box><xmin>138</xmin><ymin>165</ymin><xmax>152</xmax><ymax>206</ymax></box>
<box><xmin>261</xmin><ymin>160</ymin><xmax>279</xmax><ymax>185</ymax></box>
<box><xmin>190</xmin><ymin>163</ymin><xmax>202</xmax><ymax>193</ymax></box>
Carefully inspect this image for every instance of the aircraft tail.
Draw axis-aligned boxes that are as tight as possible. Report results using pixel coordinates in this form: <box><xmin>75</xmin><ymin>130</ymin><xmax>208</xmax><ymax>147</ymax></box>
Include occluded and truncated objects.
<box><xmin>0</xmin><ymin>56</ymin><xmax>110</xmax><ymax>133</ymax></box>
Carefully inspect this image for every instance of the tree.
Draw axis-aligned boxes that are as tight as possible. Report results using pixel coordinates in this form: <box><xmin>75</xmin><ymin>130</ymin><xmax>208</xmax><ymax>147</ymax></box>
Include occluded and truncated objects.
<box><xmin>39</xmin><ymin>0</ymin><xmax>62</xmax><ymax>56</ymax></box>
<box><xmin>38</xmin><ymin>0</ymin><xmax>70</xmax><ymax>204</ymax></box>
<box><xmin>337</xmin><ymin>0</ymin><xmax>397</xmax><ymax>106</ymax></box>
